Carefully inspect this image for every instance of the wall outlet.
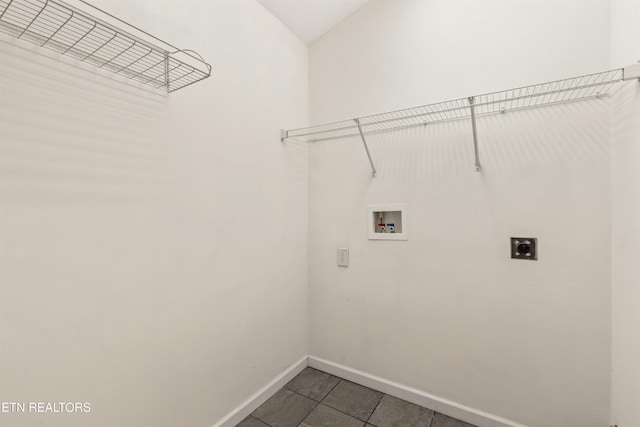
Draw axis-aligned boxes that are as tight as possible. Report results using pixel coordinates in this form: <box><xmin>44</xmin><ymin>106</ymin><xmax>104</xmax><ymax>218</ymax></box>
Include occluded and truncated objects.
<box><xmin>337</xmin><ymin>248</ymin><xmax>349</xmax><ymax>267</ymax></box>
<box><xmin>511</xmin><ymin>237</ymin><xmax>538</xmax><ymax>260</ymax></box>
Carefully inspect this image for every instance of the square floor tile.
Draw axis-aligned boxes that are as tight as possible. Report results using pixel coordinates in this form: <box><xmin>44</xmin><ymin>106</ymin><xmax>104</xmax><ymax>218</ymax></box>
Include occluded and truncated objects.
<box><xmin>368</xmin><ymin>395</ymin><xmax>434</xmax><ymax>427</ymax></box>
<box><xmin>236</xmin><ymin>415</ymin><xmax>270</xmax><ymax>427</ymax></box>
<box><xmin>431</xmin><ymin>413</ymin><xmax>476</xmax><ymax>427</ymax></box>
<box><xmin>252</xmin><ymin>388</ymin><xmax>317</xmax><ymax>427</ymax></box>
<box><xmin>322</xmin><ymin>380</ymin><xmax>383</xmax><ymax>421</ymax></box>
<box><xmin>286</xmin><ymin>367</ymin><xmax>340</xmax><ymax>401</ymax></box>
<box><xmin>300</xmin><ymin>403</ymin><xmax>365</xmax><ymax>427</ymax></box>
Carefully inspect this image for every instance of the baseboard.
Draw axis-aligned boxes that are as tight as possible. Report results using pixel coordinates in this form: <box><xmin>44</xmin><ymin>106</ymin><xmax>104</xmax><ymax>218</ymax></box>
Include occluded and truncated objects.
<box><xmin>211</xmin><ymin>355</ymin><xmax>528</xmax><ymax>427</ymax></box>
<box><xmin>308</xmin><ymin>356</ymin><xmax>529</xmax><ymax>427</ymax></box>
<box><xmin>211</xmin><ymin>355</ymin><xmax>308</xmax><ymax>427</ymax></box>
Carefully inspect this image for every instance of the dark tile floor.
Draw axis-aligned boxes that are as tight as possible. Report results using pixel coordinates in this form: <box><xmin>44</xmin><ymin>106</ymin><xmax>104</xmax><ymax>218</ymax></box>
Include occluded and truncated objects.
<box><xmin>237</xmin><ymin>367</ymin><xmax>476</xmax><ymax>427</ymax></box>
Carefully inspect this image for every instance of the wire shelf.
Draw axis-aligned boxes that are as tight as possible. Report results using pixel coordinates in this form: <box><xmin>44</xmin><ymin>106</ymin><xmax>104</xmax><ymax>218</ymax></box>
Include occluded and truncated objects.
<box><xmin>284</xmin><ymin>69</ymin><xmax>624</xmax><ymax>142</ymax></box>
<box><xmin>0</xmin><ymin>0</ymin><xmax>212</xmax><ymax>93</ymax></box>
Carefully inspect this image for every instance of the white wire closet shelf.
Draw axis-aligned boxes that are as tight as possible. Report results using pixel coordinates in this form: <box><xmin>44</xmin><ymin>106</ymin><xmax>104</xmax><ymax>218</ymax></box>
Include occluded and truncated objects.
<box><xmin>282</xmin><ymin>65</ymin><xmax>640</xmax><ymax>175</ymax></box>
<box><xmin>283</xmin><ymin>68</ymin><xmax>626</xmax><ymax>143</ymax></box>
<box><xmin>0</xmin><ymin>0</ymin><xmax>212</xmax><ymax>93</ymax></box>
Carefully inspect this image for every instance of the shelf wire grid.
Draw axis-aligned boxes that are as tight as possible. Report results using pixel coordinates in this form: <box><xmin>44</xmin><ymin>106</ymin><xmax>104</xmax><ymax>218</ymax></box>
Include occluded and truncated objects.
<box><xmin>0</xmin><ymin>0</ymin><xmax>211</xmax><ymax>92</ymax></box>
<box><xmin>285</xmin><ymin>69</ymin><xmax>623</xmax><ymax>142</ymax></box>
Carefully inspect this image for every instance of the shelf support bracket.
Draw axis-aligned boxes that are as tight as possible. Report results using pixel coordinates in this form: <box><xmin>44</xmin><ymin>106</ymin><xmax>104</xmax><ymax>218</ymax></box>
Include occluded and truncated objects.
<box><xmin>164</xmin><ymin>52</ymin><xmax>170</xmax><ymax>91</ymax></box>
<box><xmin>280</xmin><ymin>129</ymin><xmax>288</xmax><ymax>142</ymax></box>
<box><xmin>468</xmin><ymin>96</ymin><xmax>482</xmax><ymax>172</ymax></box>
<box><xmin>354</xmin><ymin>118</ymin><xmax>377</xmax><ymax>177</ymax></box>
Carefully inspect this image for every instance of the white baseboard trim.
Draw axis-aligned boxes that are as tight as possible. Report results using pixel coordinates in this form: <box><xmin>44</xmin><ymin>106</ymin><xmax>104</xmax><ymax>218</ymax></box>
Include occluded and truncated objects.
<box><xmin>212</xmin><ymin>355</ymin><xmax>308</xmax><ymax>427</ymax></box>
<box><xmin>308</xmin><ymin>356</ymin><xmax>529</xmax><ymax>427</ymax></box>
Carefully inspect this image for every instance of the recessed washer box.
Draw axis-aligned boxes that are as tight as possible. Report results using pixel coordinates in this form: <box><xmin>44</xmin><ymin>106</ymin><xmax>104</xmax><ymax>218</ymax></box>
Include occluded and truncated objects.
<box><xmin>368</xmin><ymin>204</ymin><xmax>408</xmax><ymax>241</ymax></box>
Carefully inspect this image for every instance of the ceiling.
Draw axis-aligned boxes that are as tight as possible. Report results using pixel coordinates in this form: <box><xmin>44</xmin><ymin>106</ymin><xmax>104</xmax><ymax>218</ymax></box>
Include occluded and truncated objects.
<box><xmin>257</xmin><ymin>0</ymin><xmax>371</xmax><ymax>45</ymax></box>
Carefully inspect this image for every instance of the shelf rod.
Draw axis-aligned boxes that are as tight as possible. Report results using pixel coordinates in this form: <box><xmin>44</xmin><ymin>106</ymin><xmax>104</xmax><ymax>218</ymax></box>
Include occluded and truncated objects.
<box><xmin>0</xmin><ymin>0</ymin><xmax>211</xmax><ymax>93</ymax></box>
<box><xmin>284</xmin><ymin>94</ymin><xmax>604</xmax><ymax>143</ymax></box>
<box><xmin>81</xmin><ymin>29</ymin><xmax>117</xmax><ymax>62</ymax></box>
<box><xmin>284</xmin><ymin>71</ymin><xmax>622</xmax><ymax>139</ymax></box>
<box><xmin>76</xmin><ymin>0</ymin><xmax>179</xmax><ymax>53</ymax></box>
<box><xmin>98</xmin><ymin>39</ymin><xmax>135</xmax><ymax>68</ymax></box>
<box><xmin>74</xmin><ymin>0</ymin><xmax>208</xmax><ymax>68</ymax></box>
<box><xmin>129</xmin><ymin>56</ymin><xmax>167</xmax><ymax>80</ymax></box>
<box><xmin>114</xmin><ymin>45</ymin><xmax>152</xmax><ymax>75</ymax></box>
<box><xmin>62</xmin><ymin>21</ymin><xmax>96</xmax><ymax>54</ymax></box>
<box><xmin>291</xmin><ymin>80</ymin><xmax>611</xmax><ymax>139</ymax></box>
<box><xmin>164</xmin><ymin>52</ymin><xmax>170</xmax><ymax>91</ymax></box>
<box><xmin>17</xmin><ymin>0</ymin><xmax>47</xmax><ymax>39</ymax></box>
<box><xmin>468</xmin><ymin>96</ymin><xmax>482</xmax><ymax>172</ymax></box>
<box><xmin>354</xmin><ymin>118</ymin><xmax>377</xmax><ymax>177</ymax></box>
<box><xmin>41</xmin><ymin>10</ymin><xmax>74</xmax><ymax>47</ymax></box>
<box><xmin>0</xmin><ymin>0</ymin><xmax>14</xmax><ymax>20</ymax></box>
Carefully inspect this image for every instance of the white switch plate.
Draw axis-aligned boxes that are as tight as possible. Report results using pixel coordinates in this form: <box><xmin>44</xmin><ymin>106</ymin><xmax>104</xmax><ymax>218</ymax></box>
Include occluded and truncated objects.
<box><xmin>337</xmin><ymin>248</ymin><xmax>349</xmax><ymax>267</ymax></box>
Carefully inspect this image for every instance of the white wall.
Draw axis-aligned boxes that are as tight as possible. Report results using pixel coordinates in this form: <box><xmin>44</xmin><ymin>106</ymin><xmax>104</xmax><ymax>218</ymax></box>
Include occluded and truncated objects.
<box><xmin>308</xmin><ymin>1</ymin><xmax>612</xmax><ymax>426</ymax></box>
<box><xmin>610</xmin><ymin>1</ymin><xmax>640</xmax><ymax>426</ymax></box>
<box><xmin>0</xmin><ymin>1</ymin><xmax>308</xmax><ymax>426</ymax></box>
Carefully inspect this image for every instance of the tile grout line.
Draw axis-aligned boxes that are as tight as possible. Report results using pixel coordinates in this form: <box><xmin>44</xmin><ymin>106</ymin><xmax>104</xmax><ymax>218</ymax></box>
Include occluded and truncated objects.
<box><xmin>240</xmin><ymin>413</ymin><xmax>273</xmax><ymax>427</ymax></box>
<box><xmin>289</xmin><ymin>389</ymin><xmax>320</xmax><ymax>427</ymax></box>
<box><xmin>286</xmin><ymin>386</ymin><xmax>324</xmax><ymax>403</ymax></box>
<box><xmin>363</xmin><ymin>393</ymin><xmax>384</xmax><ymax>426</ymax></box>
<box><xmin>320</xmin><ymin>377</ymin><xmax>343</xmax><ymax>403</ymax></box>
<box><xmin>307</xmin><ymin>368</ymin><xmax>386</xmax><ymax>426</ymax></box>
<box><xmin>286</xmin><ymin>377</ymin><xmax>374</xmax><ymax>426</ymax></box>
<box><xmin>275</xmin><ymin>368</ymin><xmax>468</xmax><ymax>427</ymax></box>
<box><xmin>283</xmin><ymin>371</ymin><xmax>341</xmax><ymax>427</ymax></box>
<box><xmin>315</xmin><ymin>369</ymin><xmax>382</xmax><ymax>425</ymax></box>
<box><xmin>290</xmin><ymin>371</ymin><xmax>388</xmax><ymax>426</ymax></box>
<box><xmin>250</xmin><ymin>414</ymin><xmax>274</xmax><ymax>427</ymax></box>
<box><xmin>319</xmin><ymin>379</ymin><xmax>371</xmax><ymax>426</ymax></box>
<box><xmin>324</xmin><ymin>377</ymin><xmax>384</xmax><ymax>425</ymax></box>
<box><xmin>288</xmin><ymin>386</ymin><xmax>365</xmax><ymax>424</ymax></box>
